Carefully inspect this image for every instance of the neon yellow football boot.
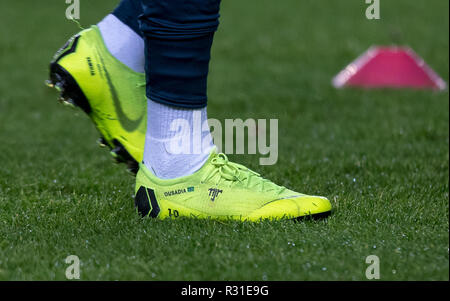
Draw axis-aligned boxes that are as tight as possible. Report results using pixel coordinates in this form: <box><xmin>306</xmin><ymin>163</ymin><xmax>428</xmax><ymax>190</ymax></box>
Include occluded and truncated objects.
<box><xmin>134</xmin><ymin>149</ymin><xmax>332</xmax><ymax>221</ymax></box>
<box><xmin>46</xmin><ymin>25</ymin><xmax>146</xmax><ymax>173</ymax></box>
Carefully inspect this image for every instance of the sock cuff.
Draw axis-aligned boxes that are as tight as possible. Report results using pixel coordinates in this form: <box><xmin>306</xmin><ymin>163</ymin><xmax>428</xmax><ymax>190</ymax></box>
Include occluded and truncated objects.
<box><xmin>112</xmin><ymin>0</ymin><xmax>143</xmax><ymax>37</ymax></box>
<box><xmin>97</xmin><ymin>14</ymin><xmax>145</xmax><ymax>73</ymax></box>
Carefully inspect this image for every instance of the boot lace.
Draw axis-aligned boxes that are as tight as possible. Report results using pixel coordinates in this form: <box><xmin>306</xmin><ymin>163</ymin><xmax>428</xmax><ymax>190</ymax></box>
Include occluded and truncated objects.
<box><xmin>200</xmin><ymin>153</ymin><xmax>286</xmax><ymax>194</ymax></box>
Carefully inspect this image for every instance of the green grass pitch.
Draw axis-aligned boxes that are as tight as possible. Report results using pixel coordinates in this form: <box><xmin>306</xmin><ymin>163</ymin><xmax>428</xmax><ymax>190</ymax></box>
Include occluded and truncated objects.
<box><xmin>0</xmin><ymin>0</ymin><xmax>448</xmax><ymax>280</ymax></box>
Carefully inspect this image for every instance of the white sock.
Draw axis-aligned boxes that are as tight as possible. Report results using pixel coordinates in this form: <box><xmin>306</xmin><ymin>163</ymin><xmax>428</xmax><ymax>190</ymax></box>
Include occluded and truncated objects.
<box><xmin>143</xmin><ymin>100</ymin><xmax>215</xmax><ymax>179</ymax></box>
<box><xmin>97</xmin><ymin>14</ymin><xmax>145</xmax><ymax>73</ymax></box>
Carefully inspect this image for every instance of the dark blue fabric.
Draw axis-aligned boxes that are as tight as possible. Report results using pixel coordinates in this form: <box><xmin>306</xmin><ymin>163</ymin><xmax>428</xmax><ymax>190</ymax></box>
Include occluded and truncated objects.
<box><xmin>139</xmin><ymin>0</ymin><xmax>221</xmax><ymax>108</ymax></box>
<box><xmin>112</xmin><ymin>0</ymin><xmax>143</xmax><ymax>37</ymax></box>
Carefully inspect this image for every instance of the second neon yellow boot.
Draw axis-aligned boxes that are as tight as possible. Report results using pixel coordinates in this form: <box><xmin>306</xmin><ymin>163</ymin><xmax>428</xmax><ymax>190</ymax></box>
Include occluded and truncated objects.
<box><xmin>134</xmin><ymin>149</ymin><xmax>332</xmax><ymax>222</ymax></box>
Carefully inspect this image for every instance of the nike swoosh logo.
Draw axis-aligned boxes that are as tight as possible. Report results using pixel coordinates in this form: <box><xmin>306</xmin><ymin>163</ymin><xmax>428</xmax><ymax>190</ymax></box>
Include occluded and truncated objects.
<box><xmin>99</xmin><ymin>56</ymin><xmax>145</xmax><ymax>132</ymax></box>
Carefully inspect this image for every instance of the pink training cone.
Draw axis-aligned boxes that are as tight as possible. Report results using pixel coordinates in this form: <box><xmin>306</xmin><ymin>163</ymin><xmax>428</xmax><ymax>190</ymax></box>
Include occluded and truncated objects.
<box><xmin>332</xmin><ymin>46</ymin><xmax>447</xmax><ymax>91</ymax></box>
